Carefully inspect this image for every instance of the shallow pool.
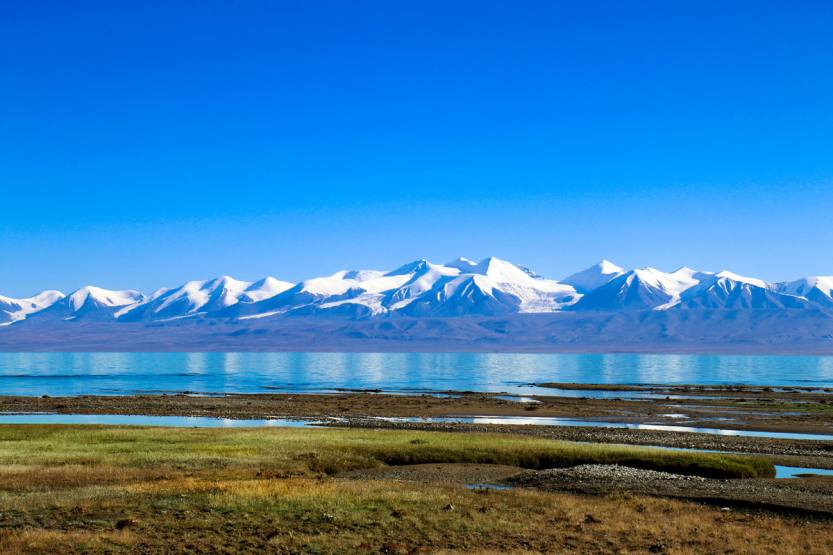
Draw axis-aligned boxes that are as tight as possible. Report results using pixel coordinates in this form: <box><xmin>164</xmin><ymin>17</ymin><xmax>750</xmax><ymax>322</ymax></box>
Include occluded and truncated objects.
<box><xmin>0</xmin><ymin>413</ymin><xmax>315</xmax><ymax>427</ymax></box>
<box><xmin>368</xmin><ymin>415</ymin><xmax>833</xmax><ymax>441</ymax></box>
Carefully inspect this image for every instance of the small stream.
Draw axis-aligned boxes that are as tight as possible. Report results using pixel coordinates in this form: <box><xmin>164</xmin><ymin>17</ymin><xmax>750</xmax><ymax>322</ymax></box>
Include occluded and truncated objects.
<box><xmin>366</xmin><ymin>415</ymin><xmax>833</xmax><ymax>441</ymax></box>
<box><xmin>2</xmin><ymin>412</ymin><xmax>832</xmax><ymax>440</ymax></box>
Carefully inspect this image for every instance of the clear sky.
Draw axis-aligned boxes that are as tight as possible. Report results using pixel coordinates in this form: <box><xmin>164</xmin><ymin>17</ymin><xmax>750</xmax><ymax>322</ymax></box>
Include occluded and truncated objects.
<box><xmin>2</xmin><ymin>1</ymin><xmax>832</xmax><ymax>297</ymax></box>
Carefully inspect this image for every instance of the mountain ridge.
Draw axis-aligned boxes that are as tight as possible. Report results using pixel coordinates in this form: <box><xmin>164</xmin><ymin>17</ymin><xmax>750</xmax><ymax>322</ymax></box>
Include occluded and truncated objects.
<box><xmin>2</xmin><ymin>258</ymin><xmax>832</xmax><ymax>328</ymax></box>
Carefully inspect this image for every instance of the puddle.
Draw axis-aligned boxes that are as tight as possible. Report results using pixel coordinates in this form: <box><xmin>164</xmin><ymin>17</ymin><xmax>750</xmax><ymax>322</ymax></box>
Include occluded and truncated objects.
<box><xmin>367</xmin><ymin>416</ymin><xmax>833</xmax><ymax>441</ymax></box>
<box><xmin>2</xmin><ymin>412</ymin><xmax>832</xmax><ymax>442</ymax></box>
<box><xmin>494</xmin><ymin>396</ymin><xmax>541</xmax><ymax>404</ymax></box>
<box><xmin>775</xmin><ymin>466</ymin><xmax>833</xmax><ymax>479</ymax></box>
<box><xmin>0</xmin><ymin>413</ymin><xmax>317</xmax><ymax>428</ymax></box>
<box><xmin>465</xmin><ymin>483</ymin><xmax>513</xmax><ymax>491</ymax></box>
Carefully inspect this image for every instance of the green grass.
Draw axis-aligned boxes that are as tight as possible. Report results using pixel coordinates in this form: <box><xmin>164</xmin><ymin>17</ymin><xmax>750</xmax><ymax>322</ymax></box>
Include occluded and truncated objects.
<box><xmin>742</xmin><ymin>401</ymin><xmax>833</xmax><ymax>414</ymax></box>
<box><xmin>0</xmin><ymin>424</ymin><xmax>774</xmax><ymax>479</ymax></box>
<box><xmin>0</xmin><ymin>425</ymin><xmax>816</xmax><ymax>554</ymax></box>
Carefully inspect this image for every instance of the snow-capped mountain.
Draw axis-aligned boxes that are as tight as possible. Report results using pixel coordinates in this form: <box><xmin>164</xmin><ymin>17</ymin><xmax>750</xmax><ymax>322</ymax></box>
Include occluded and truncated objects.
<box><xmin>0</xmin><ymin>290</ymin><xmax>65</xmax><ymax>325</ymax></box>
<box><xmin>240</xmin><ymin>277</ymin><xmax>295</xmax><ymax>303</ymax></box>
<box><xmin>463</xmin><ymin>257</ymin><xmax>576</xmax><ymax>313</ymax></box>
<box><xmin>569</xmin><ymin>267</ymin><xmax>701</xmax><ymax>311</ymax></box>
<box><xmin>561</xmin><ymin>260</ymin><xmax>625</xmax><ymax>293</ymax></box>
<box><xmin>677</xmin><ymin>271</ymin><xmax>809</xmax><ymax>310</ymax></box>
<box><xmin>30</xmin><ymin>286</ymin><xmax>144</xmax><ymax>321</ymax></box>
<box><xmin>229</xmin><ymin>257</ymin><xmax>579</xmax><ymax>318</ymax></box>
<box><xmin>2</xmin><ymin>258</ymin><xmax>832</xmax><ymax>327</ymax></box>
<box><xmin>775</xmin><ymin>276</ymin><xmax>833</xmax><ymax>308</ymax></box>
<box><xmin>228</xmin><ymin>269</ymin><xmax>386</xmax><ymax>319</ymax></box>
<box><xmin>121</xmin><ymin>276</ymin><xmax>293</xmax><ymax>321</ymax></box>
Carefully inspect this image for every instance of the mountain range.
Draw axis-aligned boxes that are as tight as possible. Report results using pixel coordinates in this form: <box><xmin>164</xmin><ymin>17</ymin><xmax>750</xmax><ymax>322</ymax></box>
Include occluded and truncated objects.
<box><xmin>3</xmin><ymin>258</ymin><xmax>833</xmax><ymax>353</ymax></box>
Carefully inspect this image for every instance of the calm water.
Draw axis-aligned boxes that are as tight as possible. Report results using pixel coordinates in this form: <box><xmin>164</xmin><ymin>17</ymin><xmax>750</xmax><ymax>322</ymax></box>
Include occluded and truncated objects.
<box><xmin>369</xmin><ymin>416</ymin><xmax>833</xmax><ymax>441</ymax></box>
<box><xmin>0</xmin><ymin>413</ymin><xmax>314</xmax><ymax>428</ymax></box>
<box><xmin>775</xmin><ymin>466</ymin><xmax>833</xmax><ymax>478</ymax></box>
<box><xmin>0</xmin><ymin>352</ymin><xmax>832</xmax><ymax>397</ymax></box>
<box><xmin>4</xmin><ymin>413</ymin><xmax>831</xmax><ymax>440</ymax></box>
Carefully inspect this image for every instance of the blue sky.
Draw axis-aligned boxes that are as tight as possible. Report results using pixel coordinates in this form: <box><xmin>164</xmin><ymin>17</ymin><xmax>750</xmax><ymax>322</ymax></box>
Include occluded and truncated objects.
<box><xmin>2</xmin><ymin>1</ymin><xmax>832</xmax><ymax>296</ymax></box>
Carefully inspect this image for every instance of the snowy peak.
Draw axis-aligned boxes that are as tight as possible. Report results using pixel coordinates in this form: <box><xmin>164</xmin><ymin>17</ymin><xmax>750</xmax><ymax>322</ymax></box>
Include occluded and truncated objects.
<box><xmin>714</xmin><ymin>270</ymin><xmax>767</xmax><ymax>289</ymax></box>
<box><xmin>120</xmin><ymin>275</ymin><xmax>289</xmax><ymax>321</ymax></box>
<box><xmin>386</xmin><ymin>259</ymin><xmax>430</xmax><ymax>276</ymax></box>
<box><xmin>0</xmin><ymin>290</ymin><xmax>65</xmax><ymax>310</ymax></box>
<box><xmin>561</xmin><ymin>260</ymin><xmax>625</xmax><ymax>293</ymax></box>
<box><xmin>571</xmin><ymin>266</ymin><xmax>703</xmax><ymax>311</ymax></box>
<box><xmin>472</xmin><ymin>257</ymin><xmax>534</xmax><ymax>284</ymax></box>
<box><xmin>2</xmin><ymin>258</ymin><xmax>833</xmax><ymax>324</ymax></box>
<box><xmin>676</xmin><ymin>271</ymin><xmax>806</xmax><ymax>310</ymax></box>
<box><xmin>396</xmin><ymin>273</ymin><xmax>519</xmax><ymax>317</ymax></box>
<box><xmin>23</xmin><ymin>290</ymin><xmax>66</xmax><ymax>306</ymax></box>
<box><xmin>0</xmin><ymin>290</ymin><xmax>66</xmax><ymax>325</ymax></box>
<box><xmin>242</xmin><ymin>277</ymin><xmax>294</xmax><ymax>303</ymax></box>
<box><xmin>597</xmin><ymin>259</ymin><xmax>625</xmax><ymax>274</ymax></box>
<box><xmin>776</xmin><ymin>276</ymin><xmax>833</xmax><ymax>308</ymax></box>
<box><xmin>67</xmin><ymin>286</ymin><xmax>144</xmax><ymax>311</ymax></box>
<box><xmin>21</xmin><ymin>286</ymin><xmax>145</xmax><ymax>321</ymax></box>
<box><xmin>571</xmin><ymin>269</ymin><xmax>667</xmax><ymax>311</ymax></box>
<box><xmin>295</xmin><ymin>276</ymin><xmax>359</xmax><ymax>297</ymax></box>
<box><xmin>634</xmin><ymin>267</ymin><xmax>700</xmax><ymax>296</ymax></box>
<box><xmin>383</xmin><ymin>261</ymin><xmax>459</xmax><ymax>308</ymax></box>
<box><xmin>670</xmin><ymin>266</ymin><xmax>711</xmax><ymax>280</ymax></box>
<box><xmin>154</xmin><ymin>276</ymin><xmax>250</xmax><ymax>313</ymax></box>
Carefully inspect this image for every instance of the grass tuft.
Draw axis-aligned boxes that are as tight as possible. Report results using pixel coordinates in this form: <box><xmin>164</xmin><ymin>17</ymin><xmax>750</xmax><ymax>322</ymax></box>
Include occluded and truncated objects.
<box><xmin>0</xmin><ymin>425</ymin><xmax>773</xmax><ymax>479</ymax></box>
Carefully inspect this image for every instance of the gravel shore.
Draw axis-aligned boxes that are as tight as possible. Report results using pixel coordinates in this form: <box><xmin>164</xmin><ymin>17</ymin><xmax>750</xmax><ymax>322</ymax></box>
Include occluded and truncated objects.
<box><xmin>510</xmin><ymin>463</ymin><xmax>833</xmax><ymax>517</ymax></box>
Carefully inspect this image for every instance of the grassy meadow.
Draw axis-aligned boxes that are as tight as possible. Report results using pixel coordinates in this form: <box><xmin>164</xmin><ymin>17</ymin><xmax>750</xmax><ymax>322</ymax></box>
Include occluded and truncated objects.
<box><xmin>0</xmin><ymin>425</ymin><xmax>825</xmax><ymax>554</ymax></box>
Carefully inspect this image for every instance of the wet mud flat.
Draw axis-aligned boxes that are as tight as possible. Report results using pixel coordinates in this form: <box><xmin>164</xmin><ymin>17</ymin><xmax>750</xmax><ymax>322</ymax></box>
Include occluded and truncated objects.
<box><xmin>1</xmin><ymin>382</ymin><xmax>832</xmax><ymax>434</ymax></box>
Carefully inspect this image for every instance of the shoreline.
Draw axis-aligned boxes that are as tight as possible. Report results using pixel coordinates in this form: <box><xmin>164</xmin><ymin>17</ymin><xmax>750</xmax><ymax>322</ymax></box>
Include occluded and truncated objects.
<box><xmin>1</xmin><ymin>389</ymin><xmax>832</xmax><ymax>532</ymax></box>
<box><xmin>1</xmin><ymin>382</ymin><xmax>831</xmax><ymax>435</ymax></box>
<box><xmin>1</xmin><ymin>386</ymin><xmax>832</xmax><ymax>470</ymax></box>
<box><xmin>0</xmin><ymin>425</ymin><xmax>830</xmax><ymax>552</ymax></box>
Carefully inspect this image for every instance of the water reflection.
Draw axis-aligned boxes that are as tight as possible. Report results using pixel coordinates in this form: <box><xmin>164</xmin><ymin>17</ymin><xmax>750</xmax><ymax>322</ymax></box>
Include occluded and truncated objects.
<box><xmin>0</xmin><ymin>352</ymin><xmax>831</xmax><ymax>397</ymax></box>
<box><xmin>775</xmin><ymin>466</ymin><xmax>833</xmax><ymax>478</ymax></box>
<box><xmin>0</xmin><ymin>413</ymin><xmax>314</xmax><ymax>427</ymax></box>
<box><xmin>370</xmin><ymin>416</ymin><xmax>833</xmax><ymax>441</ymax></box>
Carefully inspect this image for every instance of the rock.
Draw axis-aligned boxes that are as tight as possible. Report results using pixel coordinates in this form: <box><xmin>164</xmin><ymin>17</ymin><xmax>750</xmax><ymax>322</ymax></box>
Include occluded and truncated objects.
<box><xmin>115</xmin><ymin>518</ymin><xmax>137</xmax><ymax>530</ymax></box>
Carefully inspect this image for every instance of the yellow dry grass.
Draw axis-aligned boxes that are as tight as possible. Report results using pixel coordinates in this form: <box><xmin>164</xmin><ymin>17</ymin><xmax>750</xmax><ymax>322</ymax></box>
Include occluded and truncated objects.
<box><xmin>0</xmin><ymin>425</ymin><xmax>825</xmax><ymax>553</ymax></box>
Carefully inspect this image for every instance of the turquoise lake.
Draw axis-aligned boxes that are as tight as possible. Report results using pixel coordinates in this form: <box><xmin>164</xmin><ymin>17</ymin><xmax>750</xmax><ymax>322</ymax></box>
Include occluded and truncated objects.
<box><xmin>0</xmin><ymin>352</ymin><xmax>832</xmax><ymax>396</ymax></box>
